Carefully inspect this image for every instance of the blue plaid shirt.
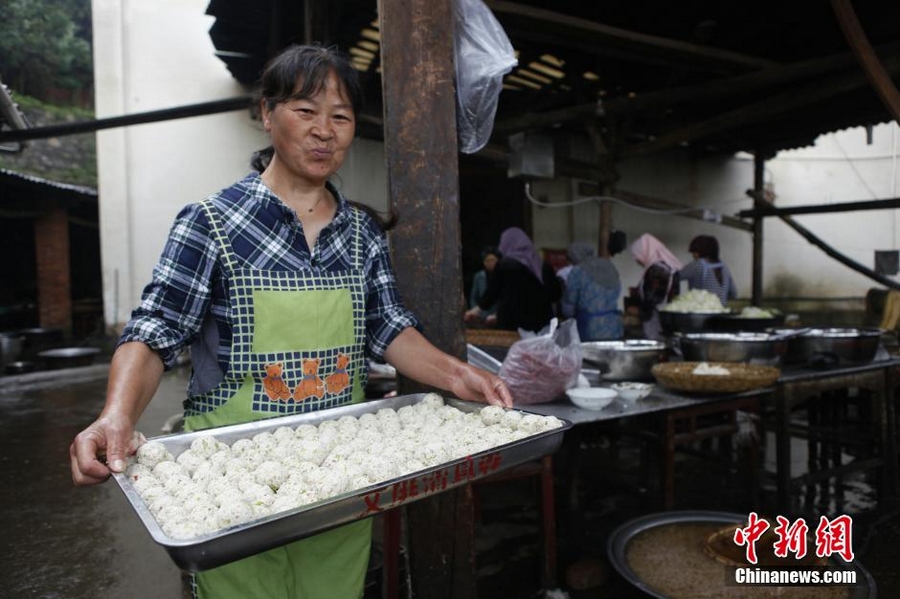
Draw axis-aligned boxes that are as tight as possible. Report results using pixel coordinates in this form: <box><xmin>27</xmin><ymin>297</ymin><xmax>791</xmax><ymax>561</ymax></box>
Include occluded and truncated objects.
<box><xmin>120</xmin><ymin>173</ymin><xmax>418</xmax><ymax>376</ymax></box>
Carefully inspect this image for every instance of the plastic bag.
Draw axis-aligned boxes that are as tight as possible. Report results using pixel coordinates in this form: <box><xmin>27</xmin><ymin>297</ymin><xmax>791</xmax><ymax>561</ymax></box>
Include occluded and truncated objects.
<box><xmin>499</xmin><ymin>319</ymin><xmax>583</xmax><ymax>405</ymax></box>
<box><xmin>453</xmin><ymin>0</ymin><xmax>517</xmax><ymax>154</ymax></box>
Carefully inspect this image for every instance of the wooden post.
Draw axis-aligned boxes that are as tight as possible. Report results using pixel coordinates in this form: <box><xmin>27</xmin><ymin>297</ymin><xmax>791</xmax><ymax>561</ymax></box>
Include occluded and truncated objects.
<box><xmin>34</xmin><ymin>207</ymin><xmax>72</xmax><ymax>333</ymax></box>
<box><xmin>378</xmin><ymin>1</ymin><xmax>475</xmax><ymax>598</ymax></box>
<box><xmin>752</xmin><ymin>154</ymin><xmax>765</xmax><ymax>305</ymax></box>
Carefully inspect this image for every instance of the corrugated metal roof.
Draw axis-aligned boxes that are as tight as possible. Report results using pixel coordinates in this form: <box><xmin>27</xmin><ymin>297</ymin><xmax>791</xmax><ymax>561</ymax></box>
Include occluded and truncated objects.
<box><xmin>0</xmin><ymin>167</ymin><xmax>97</xmax><ymax>197</ymax></box>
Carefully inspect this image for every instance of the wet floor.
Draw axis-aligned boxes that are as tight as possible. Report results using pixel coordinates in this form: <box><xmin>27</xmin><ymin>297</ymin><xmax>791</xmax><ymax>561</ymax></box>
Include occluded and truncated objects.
<box><xmin>1</xmin><ymin>365</ymin><xmax>898</xmax><ymax>598</ymax></box>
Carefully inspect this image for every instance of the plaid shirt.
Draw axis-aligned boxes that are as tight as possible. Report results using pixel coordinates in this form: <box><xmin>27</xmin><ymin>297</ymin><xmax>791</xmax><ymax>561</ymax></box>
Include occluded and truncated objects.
<box><xmin>120</xmin><ymin>173</ymin><xmax>418</xmax><ymax>374</ymax></box>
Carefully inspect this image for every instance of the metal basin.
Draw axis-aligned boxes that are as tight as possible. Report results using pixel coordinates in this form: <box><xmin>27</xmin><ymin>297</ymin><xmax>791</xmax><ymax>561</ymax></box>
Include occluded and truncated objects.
<box><xmin>709</xmin><ymin>313</ymin><xmax>786</xmax><ymax>332</ymax></box>
<box><xmin>580</xmin><ymin>339</ymin><xmax>667</xmax><ymax>381</ymax></box>
<box><xmin>38</xmin><ymin>347</ymin><xmax>100</xmax><ymax>369</ymax></box>
<box><xmin>777</xmin><ymin>327</ymin><xmax>882</xmax><ymax>367</ymax></box>
<box><xmin>677</xmin><ymin>332</ymin><xmax>787</xmax><ymax>366</ymax></box>
<box><xmin>0</xmin><ymin>333</ymin><xmax>24</xmax><ymax>366</ymax></box>
<box><xmin>658</xmin><ymin>311</ymin><xmax>729</xmax><ymax>335</ymax></box>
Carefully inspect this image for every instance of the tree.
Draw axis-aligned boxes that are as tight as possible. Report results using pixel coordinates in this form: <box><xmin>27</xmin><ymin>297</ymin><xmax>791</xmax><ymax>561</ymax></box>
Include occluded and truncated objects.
<box><xmin>0</xmin><ymin>0</ymin><xmax>92</xmax><ymax>100</ymax></box>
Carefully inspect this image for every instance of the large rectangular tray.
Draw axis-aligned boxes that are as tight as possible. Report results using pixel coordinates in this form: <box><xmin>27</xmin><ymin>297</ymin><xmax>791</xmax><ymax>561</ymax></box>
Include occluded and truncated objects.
<box><xmin>113</xmin><ymin>393</ymin><xmax>571</xmax><ymax>571</ymax></box>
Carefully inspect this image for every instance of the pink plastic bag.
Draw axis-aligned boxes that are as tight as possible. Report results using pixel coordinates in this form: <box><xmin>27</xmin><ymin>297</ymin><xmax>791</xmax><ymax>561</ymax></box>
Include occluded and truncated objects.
<box><xmin>499</xmin><ymin>319</ymin><xmax>583</xmax><ymax>405</ymax></box>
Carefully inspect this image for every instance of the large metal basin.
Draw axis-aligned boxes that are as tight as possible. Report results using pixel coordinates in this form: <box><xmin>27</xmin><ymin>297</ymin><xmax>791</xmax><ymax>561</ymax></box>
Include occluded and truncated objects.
<box><xmin>658</xmin><ymin>311</ymin><xmax>729</xmax><ymax>335</ymax></box>
<box><xmin>777</xmin><ymin>327</ymin><xmax>882</xmax><ymax>367</ymax></box>
<box><xmin>677</xmin><ymin>332</ymin><xmax>787</xmax><ymax>366</ymax></box>
<box><xmin>580</xmin><ymin>339</ymin><xmax>667</xmax><ymax>381</ymax></box>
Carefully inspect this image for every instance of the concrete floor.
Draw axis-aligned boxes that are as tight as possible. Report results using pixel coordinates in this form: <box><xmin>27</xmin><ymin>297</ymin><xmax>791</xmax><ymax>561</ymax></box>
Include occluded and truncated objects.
<box><xmin>1</xmin><ymin>364</ymin><xmax>898</xmax><ymax>598</ymax></box>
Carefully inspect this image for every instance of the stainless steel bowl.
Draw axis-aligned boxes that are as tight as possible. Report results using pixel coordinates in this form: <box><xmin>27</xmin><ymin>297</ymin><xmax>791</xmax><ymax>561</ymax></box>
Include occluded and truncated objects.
<box><xmin>658</xmin><ymin>310</ymin><xmax>730</xmax><ymax>335</ymax></box>
<box><xmin>676</xmin><ymin>332</ymin><xmax>787</xmax><ymax>366</ymax></box>
<box><xmin>38</xmin><ymin>347</ymin><xmax>100</xmax><ymax>369</ymax></box>
<box><xmin>580</xmin><ymin>339</ymin><xmax>668</xmax><ymax>381</ymax></box>
<box><xmin>779</xmin><ymin>327</ymin><xmax>882</xmax><ymax>367</ymax></box>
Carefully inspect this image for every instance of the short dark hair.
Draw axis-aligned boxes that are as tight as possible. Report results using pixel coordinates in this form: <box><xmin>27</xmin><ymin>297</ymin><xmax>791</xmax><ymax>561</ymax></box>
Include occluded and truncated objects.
<box><xmin>688</xmin><ymin>235</ymin><xmax>719</xmax><ymax>261</ymax></box>
<box><xmin>257</xmin><ymin>43</ymin><xmax>362</xmax><ymax>117</ymax></box>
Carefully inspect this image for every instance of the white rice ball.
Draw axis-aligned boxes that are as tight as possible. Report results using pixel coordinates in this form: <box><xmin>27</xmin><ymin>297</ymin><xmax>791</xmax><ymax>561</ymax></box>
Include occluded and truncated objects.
<box><xmin>420</xmin><ymin>393</ymin><xmax>445</xmax><ymax>408</ymax></box>
<box><xmin>136</xmin><ymin>441</ymin><xmax>173</xmax><ymax>468</ymax></box>
<box><xmin>272</xmin><ymin>426</ymin><xmax>296</xmax><ymax>442</ymax></box>
<box><xmin>131</xmin><ymin>473</ymin><xmax>161</xmax><ymax>495</ymax></box>
<box><xmin>518</xmin><ymin>414</ymin><xmax>544</xmax><ymax>434</ymax></box>
<box><xmin>255</xmin><ymin>460</ymin><xmax>288</xmax><ymax>491</ymax></box>
<box><xmin>163</xmin><ymin>473</ymin><xmax>193</xmax><ymax>495</ymax></box>
<box><xmin>205</xmin><ymin>475</ymin><xmax>232</xmax><ymax>499</ymax></box>
<box><xmin>480</xmin><ymin>405</ymin><xmax>505</xmax><ymax>426</ymax></box>
<box><xmin>217</xmin><ymin>499</ymin><xmax>253</xmax><ymax>528</ymax></box>
<box><xmin>295</xmin><ymin>424</ymin><xmax>318</xmax><ymax>439</ymax></box>
<box><xmin>230</xmin><ymin>438</ymin><xmax>255</xmax><ymax>457</ymax></box>
<box><xmin>500</xmin><ymin>410</ymin><xmax>523</xmax><ymax>430</ymax></box>
<box><xmin>125</xmin><ymin>463</ymin><xmax>154</xmax><ymax>484</ymax></box>
<box><xmin>190</xmin><ymin>435</ymin><xmax>221</xmax><ymax>459</ymax></box>
<box><xmin>175</xmin><ymin>449</ymin><xmax>205</xmax><ymax>476</ymax></box>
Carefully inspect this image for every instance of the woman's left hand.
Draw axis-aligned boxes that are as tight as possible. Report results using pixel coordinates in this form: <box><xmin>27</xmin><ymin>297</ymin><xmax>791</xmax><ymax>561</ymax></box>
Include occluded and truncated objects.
<box><xmin>449</xmin><ymin>363</ymin><xmax>513</xmax><ymax>408</ymax></box>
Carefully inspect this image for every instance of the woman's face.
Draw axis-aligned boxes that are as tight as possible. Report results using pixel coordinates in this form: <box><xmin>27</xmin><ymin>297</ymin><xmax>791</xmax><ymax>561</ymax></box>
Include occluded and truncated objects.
<box><xmin>262</xmin><ymin>71</ymin><xmax>356</xmax><ymax>185</ymax></box>
<box><xmin>483</xmin><ymin>254</ymin><xmax>498</xmax><ymax>273</ymax></box>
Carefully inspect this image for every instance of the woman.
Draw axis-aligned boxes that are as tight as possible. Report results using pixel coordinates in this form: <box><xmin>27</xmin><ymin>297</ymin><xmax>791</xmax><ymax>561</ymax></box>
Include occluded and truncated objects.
<box><xmin>69</xmin><ymin>44</ymin><xmax>511</xmax><ymax>599</ymax></box>
<box><xmin>468</xmin><ymin>246</ymin><xmax>499</xmax><ymax>319</ymax></box>
<box><xmin>560</xmin><ymin>241</ymin><xmax>623</xmax><ymax>340</ymax></box>
<box><xmin>679</xmin><ymin>235</ymin><xmax>738</xmax><ymax>305</ymax></box>
<box><xmin>628</xmin><ymin>233</ymin><xmax>683</xmax><ymax>340</ymax></box>
<box><xmin>464</xmin><ymin>227</ymin><xmax>561</xmax><ymax>333</ymax></box>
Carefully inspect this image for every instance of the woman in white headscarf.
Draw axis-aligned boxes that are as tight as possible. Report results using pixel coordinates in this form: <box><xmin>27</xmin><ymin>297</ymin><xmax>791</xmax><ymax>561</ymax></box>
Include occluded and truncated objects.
<box><xmin>628</xmin><ymin>233</ymin><xmax>683</xmax><ymax>340</ymax></box>
<box><xmin>560</xmin><ymin>241</ymin><xmax>623</xmax><ymax>340</ymax></box>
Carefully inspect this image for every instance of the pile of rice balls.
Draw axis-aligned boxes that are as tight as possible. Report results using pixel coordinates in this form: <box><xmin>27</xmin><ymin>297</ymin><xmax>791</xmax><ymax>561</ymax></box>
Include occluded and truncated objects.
<box><xmin>124</xmin><ymin>394</ymin><xmax>564</xmax><ymax>540</ymax></box>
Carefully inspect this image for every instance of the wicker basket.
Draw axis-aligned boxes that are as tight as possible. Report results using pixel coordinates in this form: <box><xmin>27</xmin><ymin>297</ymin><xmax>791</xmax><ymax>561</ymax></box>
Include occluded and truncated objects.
<box><xmin>651</xmin><ymin>361</ymin><xmax>781</xmax><ymax>394</ymax></box>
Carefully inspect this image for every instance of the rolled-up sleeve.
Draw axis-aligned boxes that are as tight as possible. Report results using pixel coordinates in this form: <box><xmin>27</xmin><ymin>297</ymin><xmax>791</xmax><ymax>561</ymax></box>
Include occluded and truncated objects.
<box><xmin>362</xmin><ymin>226</ymin><xmax>419</xmax><ymax>361</ymax></box>
<box><xmin>118</xmin><ymin>204</ymin><xmax>220</xmax><ymax>369</ymax></box>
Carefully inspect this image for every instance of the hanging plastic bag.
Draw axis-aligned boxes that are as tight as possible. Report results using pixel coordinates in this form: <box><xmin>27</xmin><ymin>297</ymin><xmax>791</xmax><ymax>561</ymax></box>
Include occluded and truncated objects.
<box><xmin>499</xmin><ymin>319</ymin><xmax>583</xmax><ymax>405</ymax></box>
<box><xmin>453</xmin><ymin>0</ymin><xmax>517</xmax><ymax>154</ymax></box>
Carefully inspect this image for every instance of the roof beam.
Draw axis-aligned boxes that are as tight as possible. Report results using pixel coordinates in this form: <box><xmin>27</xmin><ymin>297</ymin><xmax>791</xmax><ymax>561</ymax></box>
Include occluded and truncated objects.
<box><xmin>832</xmin><ymin>0</ymin><xmax>900</xmax><ymax>123</ymax></box>
<box><xmin>492</xmin><ymin>41</ymin><xmax>900</xmax><ymax>138</ymax></box>
<box><xmin>485</xmin><ymin>0</ymin><xmax>777</xmax><ymax>75</ymax></box>
<box><xmin>621</xmin><ymin>54</ymin><xmax>900</xmax><ymax>157</ymax></box>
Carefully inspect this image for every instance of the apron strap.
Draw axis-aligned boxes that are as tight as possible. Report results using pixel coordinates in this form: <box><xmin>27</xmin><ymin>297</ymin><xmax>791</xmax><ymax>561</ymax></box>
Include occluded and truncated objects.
<box><xmin>198</xmin><ymin>199</ymin><xmax>239</xmax><ymax>276</ymax></box>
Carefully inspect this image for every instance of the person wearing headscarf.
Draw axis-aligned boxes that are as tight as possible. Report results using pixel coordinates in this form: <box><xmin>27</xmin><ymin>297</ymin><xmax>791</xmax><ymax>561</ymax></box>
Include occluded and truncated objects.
<box><xmin>468</xmin><ymin>246</ymin><xmax>500</xmax><ymax>320</ymax></box>
<box><xmin>628</xmin><ymin>233</ymin><xmax>684</xmax><ymax>339</ymax></box>
<box><xmin>464</xmin><ymin>227</ymin><xmax>561</xmax><ymax>332</ymax></box>
<box><xmin>560</xmin><ymin>241</ymin><xmax>623</xmax><ymax>340</ymax></box>
<box><xmin>679</xmin><ymin>235</ymin><xmax>737</xmax><ymax>305</ymax></box>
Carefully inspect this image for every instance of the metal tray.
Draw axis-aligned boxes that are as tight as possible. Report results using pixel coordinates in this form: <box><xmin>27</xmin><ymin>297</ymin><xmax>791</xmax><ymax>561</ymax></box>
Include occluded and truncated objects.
<box><xmin>113</xmin><ymin>393</ymin><xmax>571</xmax><ymax>571</ymax></box>
<box><xmin>607</xmin><ymin>510</ymin><xmax>876</xmax><ymax>599</ymax></box>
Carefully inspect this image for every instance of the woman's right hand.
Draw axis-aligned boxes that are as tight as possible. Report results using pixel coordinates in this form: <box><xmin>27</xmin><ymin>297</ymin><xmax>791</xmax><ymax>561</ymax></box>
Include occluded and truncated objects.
<box><xmin>70</xmin><ymin>415</ymin><xmax>144</xmax><ymax>486</ymax></box>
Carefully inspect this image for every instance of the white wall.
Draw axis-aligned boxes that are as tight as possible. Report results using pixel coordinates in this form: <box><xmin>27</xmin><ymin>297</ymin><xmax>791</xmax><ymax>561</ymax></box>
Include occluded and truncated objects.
<box><xmin>93</xmin><ymin>1</ymin><xmax>388</xmax><ymax>331</ymax></box>
<box><xmin>762</xmin><ymin>123</ymin><xmax>900</xmax><ymax>297</ymax></box>
<box><xmin>525</xmin><ymin>124</ymin><xmax>898</xmax><ymax>304</ymax></box>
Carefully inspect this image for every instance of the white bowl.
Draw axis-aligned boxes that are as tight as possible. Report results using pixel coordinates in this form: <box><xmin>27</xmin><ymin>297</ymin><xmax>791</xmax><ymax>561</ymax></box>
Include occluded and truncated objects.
<box><xmin>565</xmin><ymin>387</ymin><xmax>617</xmax><ymax>410</ymax></box>
<box><xmin>610</xmin><ymin>382</ymin><xmax>654</xmax><ymax>401</ymax></box>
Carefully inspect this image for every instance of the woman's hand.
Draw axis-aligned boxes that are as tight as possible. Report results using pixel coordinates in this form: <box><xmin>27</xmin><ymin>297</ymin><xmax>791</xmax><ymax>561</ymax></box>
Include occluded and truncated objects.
<box><xmin>463</xmin><ymin>306</ymin><xmax>482</xmax><ymax>323</ymax></box>
<box><xmin>384</xmin><ymin>328</ymin><xmax>514</xmax><ymax>407</ymax></box>
<box><xmin>447</xmin><ymin>363</ymin><xmax>513</xmax><ymax>408</ymax></box>
<box><xmin>70</xmin><ymin>417</ymin><xmax>145</xmax><ymax>485</ymax></box>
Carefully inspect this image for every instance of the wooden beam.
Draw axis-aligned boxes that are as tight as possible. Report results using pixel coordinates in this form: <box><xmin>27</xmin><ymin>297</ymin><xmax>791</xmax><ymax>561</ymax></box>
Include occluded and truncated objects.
<box><xmin>751</xmin><ymin>155</ymin><xmax>765</xmax><ymax>305</ymax></box>
<box><xmin>377</xmin><ymin>1</ymin><xmax>475</xmax><ymax>598</ymax></box>
<box><xmin>832</xmin><ymin>0</ymin><xmax>900</xmax><ymax>123</ymax></box>
<box><xmin>739</xmin><ymin>196</ymin><xmax>900</xmax><ymax>218</ymax></box>
<box><xmin>491</xmin><ymin>42</ymin><xmax>900</xmax><ymax>137</ymax></box>
<box><xmin>485</xmin><ymin>0</ymin><xmax>776</xmax><ymax>75</ymax></box>
<box><xmin>621</xmin><ymin>55</ymin><xmax>900</xmax><ymax>157</ymax></box>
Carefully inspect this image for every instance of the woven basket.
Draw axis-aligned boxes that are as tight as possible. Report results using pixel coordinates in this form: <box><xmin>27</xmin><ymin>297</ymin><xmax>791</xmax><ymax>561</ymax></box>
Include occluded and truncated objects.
<box><xmin>465</xmin><ymin>328</ymin><xmax>521</xmax><ymax>348</ymax></box>
<box><xmin>651</xmin><ymin>361</ymin><xmax>780</xmax><ymax>394</ymax></box>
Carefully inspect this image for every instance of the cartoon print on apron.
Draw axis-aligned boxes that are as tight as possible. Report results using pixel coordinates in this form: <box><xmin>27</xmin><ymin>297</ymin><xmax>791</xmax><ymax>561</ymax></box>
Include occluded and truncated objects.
<box><xmin>182</xmin><ymin>199</ymin><xmax>372</xmax><ymax>599</ymax></box>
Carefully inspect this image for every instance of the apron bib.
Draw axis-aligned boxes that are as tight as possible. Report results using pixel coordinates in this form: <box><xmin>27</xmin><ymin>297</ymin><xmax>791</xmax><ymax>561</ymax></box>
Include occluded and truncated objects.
<box><xmin>185</xmin><ymin>200</ymin><xmax>371</xmax><ymax>599</ymax></box>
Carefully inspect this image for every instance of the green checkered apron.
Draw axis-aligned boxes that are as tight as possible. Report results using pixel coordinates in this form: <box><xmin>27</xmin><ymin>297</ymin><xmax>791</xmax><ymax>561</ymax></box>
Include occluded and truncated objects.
<box><xmin>184</xmin><ymin>200</ymin><xmax>371</xmax><ymax>599</ymax></box>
